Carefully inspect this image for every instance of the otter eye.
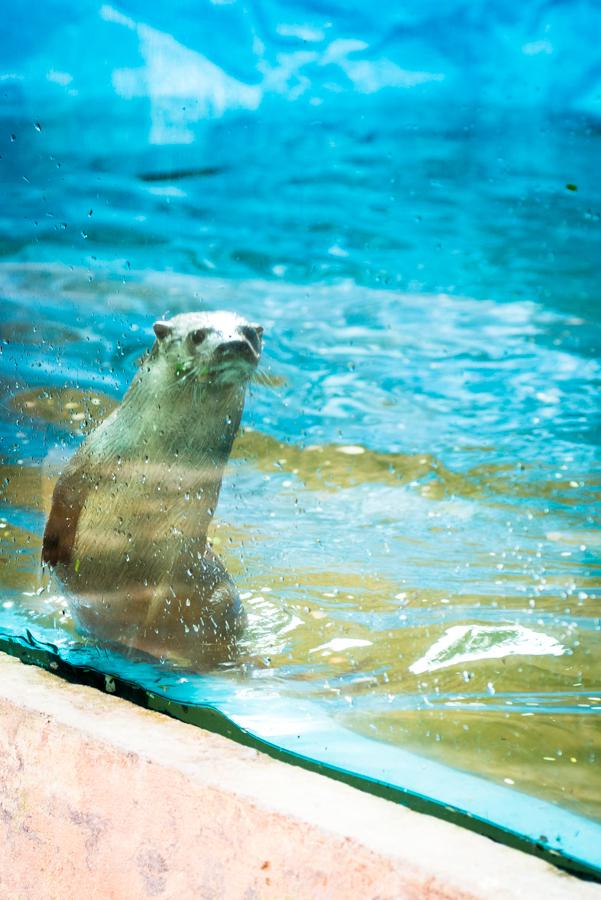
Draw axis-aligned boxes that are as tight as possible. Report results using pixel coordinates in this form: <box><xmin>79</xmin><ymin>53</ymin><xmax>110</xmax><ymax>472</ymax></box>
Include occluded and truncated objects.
<box><xmin>191</xmin><ymin>328</ymin><xmax>210</xmax><ymax>346</ymax></box>
<box><xmin>241</xmin><ymin>325</ymin><xmax>263</xmax><ymax>352</ymax></box>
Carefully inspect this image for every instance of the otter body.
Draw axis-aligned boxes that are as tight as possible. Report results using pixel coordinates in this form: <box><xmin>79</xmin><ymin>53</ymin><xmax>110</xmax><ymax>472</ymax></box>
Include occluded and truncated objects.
<box><xmin>42</xmin><ymin>311</ymin><xmax>263</xmax><ymax>662</ymax></box>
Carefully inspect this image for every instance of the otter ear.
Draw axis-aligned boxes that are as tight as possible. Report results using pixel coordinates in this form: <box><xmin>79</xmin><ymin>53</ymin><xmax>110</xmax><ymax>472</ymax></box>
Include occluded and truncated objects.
<box><xmin>153</xmin><ymin>321</ymin><xmax>173</xmax><ymax>341</ymax></box>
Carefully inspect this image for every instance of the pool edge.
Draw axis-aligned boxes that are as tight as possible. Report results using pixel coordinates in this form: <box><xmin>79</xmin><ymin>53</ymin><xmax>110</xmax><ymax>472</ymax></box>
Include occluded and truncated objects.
<box><xmin>0</xmin><ymin>652</ymin><xmax>598</xmax><ymax>899</ymax></box>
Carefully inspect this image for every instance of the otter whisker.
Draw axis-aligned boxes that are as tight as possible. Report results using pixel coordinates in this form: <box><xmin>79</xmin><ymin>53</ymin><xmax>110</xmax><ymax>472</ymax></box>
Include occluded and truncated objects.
<box><xmin>176</xmin><ymin>365</ymin><xmax>197</xmax><ymax>384</ymax></box>
<box><xmin>177</xmin><ymin>362</ymin><xmax>212</xmax><ymax>386</ymax></box>
<box><xmin>251</xmin><ymin>368</ymin><xmax>283</xmax><ymax>389</ymax></box>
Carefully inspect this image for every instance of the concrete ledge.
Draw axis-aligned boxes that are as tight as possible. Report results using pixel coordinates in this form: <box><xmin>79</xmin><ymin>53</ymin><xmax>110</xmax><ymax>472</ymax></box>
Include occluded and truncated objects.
<box><xmin>0</xmin><ymin>653</ymin><xmax>598</xmax><ymax>900</ymax></box>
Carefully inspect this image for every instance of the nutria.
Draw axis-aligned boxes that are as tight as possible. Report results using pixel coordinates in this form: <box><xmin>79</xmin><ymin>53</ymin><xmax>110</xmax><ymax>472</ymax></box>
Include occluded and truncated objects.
<box><xmin>42</xmin><ymin>311</ymin><xmax>263</xmax><ymax>662</ymax></box>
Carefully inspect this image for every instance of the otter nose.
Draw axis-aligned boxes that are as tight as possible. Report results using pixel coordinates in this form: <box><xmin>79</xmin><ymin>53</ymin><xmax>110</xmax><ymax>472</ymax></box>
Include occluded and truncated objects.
<box><xmin>215</xmin><ymin>339</ymin><xmax>257</xmax><ymax>360</ymax></box>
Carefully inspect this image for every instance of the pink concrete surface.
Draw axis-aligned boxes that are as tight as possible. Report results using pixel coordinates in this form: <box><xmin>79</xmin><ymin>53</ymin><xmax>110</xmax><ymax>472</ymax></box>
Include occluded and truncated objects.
<box><xmin>0</xmin><ymin>653</ymin><xmax>598</xmax><ymax>900</ymax></box>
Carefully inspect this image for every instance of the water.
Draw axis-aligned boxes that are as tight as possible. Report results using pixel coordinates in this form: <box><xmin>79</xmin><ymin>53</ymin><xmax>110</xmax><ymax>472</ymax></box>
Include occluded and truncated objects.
<box><xmin>1</xmin><ymin>7</ymin><xmax>601</xmax><ymax>874</ymax></box>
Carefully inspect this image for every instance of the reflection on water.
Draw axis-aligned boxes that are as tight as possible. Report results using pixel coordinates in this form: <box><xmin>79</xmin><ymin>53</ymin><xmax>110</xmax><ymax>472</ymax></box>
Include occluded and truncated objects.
<box><xmin>1</xmin><ymin>261</ymin><xmax>599</xmax><ymax>827</ymax></box>
<box><xmin>408</xmin><ymin>624</ymin><xmax>566</xmax><ymax>674</ymax></box>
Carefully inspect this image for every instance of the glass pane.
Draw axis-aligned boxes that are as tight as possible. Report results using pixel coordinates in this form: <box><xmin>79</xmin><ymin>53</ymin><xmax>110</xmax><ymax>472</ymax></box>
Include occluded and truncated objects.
<box><xmin>1</xmin><ymin>0</ymin><xmax>600</xmax><ymax>879</ymax></box>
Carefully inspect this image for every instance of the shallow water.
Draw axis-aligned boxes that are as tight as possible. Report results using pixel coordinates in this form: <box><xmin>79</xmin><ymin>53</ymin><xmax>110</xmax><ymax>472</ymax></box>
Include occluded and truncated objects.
<box><xmin>1</xmin><ymin>95</ymin><xmax>600</xmax><ymax>853</ymax></box>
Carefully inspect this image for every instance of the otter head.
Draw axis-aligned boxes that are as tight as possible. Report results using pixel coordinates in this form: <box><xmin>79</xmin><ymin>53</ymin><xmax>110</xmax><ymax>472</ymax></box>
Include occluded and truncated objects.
<box><xmin>151</xmin><ymin>311</ymin><xmax>263</xmax><ymax>386</ymax></box>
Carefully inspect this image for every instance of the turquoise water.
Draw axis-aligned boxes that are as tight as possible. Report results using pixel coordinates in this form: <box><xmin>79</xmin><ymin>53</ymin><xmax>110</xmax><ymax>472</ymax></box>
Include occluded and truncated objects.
<box><xmin>1</xmin><ymin>3</ymin><xmax>601</xmax><ymax>877</ymax></box>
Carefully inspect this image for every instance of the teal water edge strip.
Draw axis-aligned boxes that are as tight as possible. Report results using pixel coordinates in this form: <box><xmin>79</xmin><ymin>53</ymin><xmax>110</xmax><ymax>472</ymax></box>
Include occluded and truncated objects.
<box><xmin>1</xmin><ymin>627</ymin><xmax>600</xmax><ymax>883</ymax></box>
